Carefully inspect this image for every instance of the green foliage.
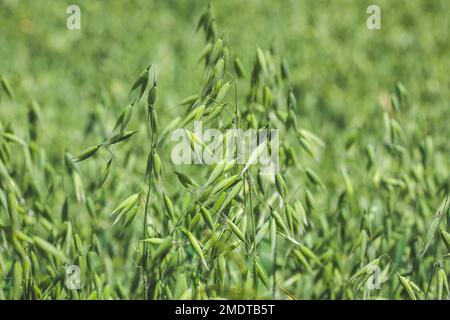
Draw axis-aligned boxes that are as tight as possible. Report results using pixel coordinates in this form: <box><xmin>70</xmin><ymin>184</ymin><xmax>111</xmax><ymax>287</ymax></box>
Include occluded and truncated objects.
<box><xmin>0</xmin><ymin>1</ymin><xmax>450</xmax><ymax>300</ymax></box>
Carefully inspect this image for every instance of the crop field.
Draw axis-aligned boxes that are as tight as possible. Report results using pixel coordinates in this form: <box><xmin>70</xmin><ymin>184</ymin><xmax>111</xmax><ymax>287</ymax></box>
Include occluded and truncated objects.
<box><xmin>0</xmin><ymin>0</ymin><xmax>449</xmax><ymax>300</ymax></box>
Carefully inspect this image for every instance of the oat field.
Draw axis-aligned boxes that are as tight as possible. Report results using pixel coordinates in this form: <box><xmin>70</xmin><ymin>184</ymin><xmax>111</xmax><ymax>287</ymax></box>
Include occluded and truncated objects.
<box><xmin>0</xmin><ymin>1</ymin><xmax>449</xmax><ymax>300</ymax></box>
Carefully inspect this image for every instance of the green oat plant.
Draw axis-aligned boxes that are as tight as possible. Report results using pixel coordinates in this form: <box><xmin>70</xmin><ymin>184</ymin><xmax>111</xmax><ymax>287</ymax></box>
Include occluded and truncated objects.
<box><xmin>69</xmin><ymin>3</ymin><xmax>324</xmax><ymax>299</ymax></box>
<box><xmin>0</xmin><ymin>3</ymin><xmax>449</xmax><ymax>300</ymax></box>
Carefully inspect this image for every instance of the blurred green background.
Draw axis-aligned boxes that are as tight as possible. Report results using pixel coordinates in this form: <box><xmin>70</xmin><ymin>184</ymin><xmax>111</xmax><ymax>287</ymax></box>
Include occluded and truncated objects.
<box><xmin>1</xmin><ymin>0</ymin><xmax>449</xmax><ymax>156</ymax></box>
